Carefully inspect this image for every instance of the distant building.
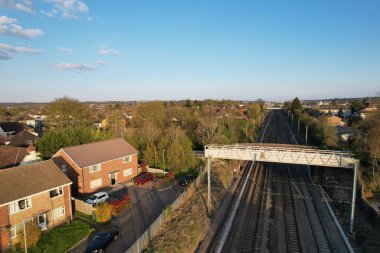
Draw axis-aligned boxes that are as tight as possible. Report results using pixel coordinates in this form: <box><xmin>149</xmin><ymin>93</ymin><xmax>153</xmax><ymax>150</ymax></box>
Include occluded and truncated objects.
<box><xmin>326</xmin><ymin>116</ymin><xmax>345</xmax><ymax>126</ymax></box>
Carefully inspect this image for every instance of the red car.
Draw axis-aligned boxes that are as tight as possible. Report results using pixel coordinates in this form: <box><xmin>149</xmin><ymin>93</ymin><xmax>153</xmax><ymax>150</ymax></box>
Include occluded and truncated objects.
<box><xmin>133</xmin><ymin>172</ymin><xmax>154</xmax><ymax>185</ymax></box>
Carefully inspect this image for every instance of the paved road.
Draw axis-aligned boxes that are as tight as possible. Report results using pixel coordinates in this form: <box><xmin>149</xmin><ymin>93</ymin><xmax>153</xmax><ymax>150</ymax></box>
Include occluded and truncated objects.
<box><xmin>69</xmin><ymin>181</ymin><xmax>185</xmax><ymax>253</ymax></box>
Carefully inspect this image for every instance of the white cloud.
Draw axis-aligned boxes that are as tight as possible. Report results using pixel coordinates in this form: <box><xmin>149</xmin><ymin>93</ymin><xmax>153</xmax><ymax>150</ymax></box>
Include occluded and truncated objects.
<box><xmin>0</xmin><ymin>43</ymin><xmax>42</xmax><ymax>54</ymax></box>
<box><xmin>98</xmin><ymin>46</ymin><xmax>120</xmax><ymax>56</ymax></box>
<box><xmin>0</xmin><ymin>0</ymin><xmax>35</xmax><ymax>14</ymax></box>
<box><xmin>0</xmin><ymin>16</ymin><xmax>44</xmax><ymax>38</ymax></box>
<box><xmin>0</xmin><ymin>15</ymin><xmax>18</xmax><ymax>24</ymax></box>
<box><xmin>43</xmin><ymin>0</ymin><xmax>89</xmax><ymax>19</ymax></box>
<box><xmin>54</xmin><ymin>62</ymin><xmax>94</xmax><ymax>72</ymax></box>
<box><xmin>0</xmin><ymin>43</ymin><xmax>41</xmax><ymax>60</ymax></box>
<box><xmin>57</xmin><ymin>46</ymin><xmax>74</xmax><ymax>53</ymax></box>
<box><xmin>95</xmin><ymin>60</ymin><xmax>107</xmax><ymax>66</ymax></box>
<box><xmin>0</xmin><ymin>50</ymin><xmax>12</xmax><ymax>60</ymax></box>
<box><xmin>40</xmin><ymin>8</ymin><xmax>58</xmax><ymax>18</ymax></box>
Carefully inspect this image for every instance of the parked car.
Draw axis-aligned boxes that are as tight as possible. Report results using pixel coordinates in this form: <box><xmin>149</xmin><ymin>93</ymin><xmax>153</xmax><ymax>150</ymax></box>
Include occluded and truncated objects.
<box><xmin>85</xmin><ymin>229</ymin><xmax>118</xmax><ymax>253</ymax></box>
<box><xmin>177</xmin><ymin>174</ymin><xmax>195</xmax><ymax>186</ymax></box>
<box><xmin>86</xmin><ymin>192</ymin><xmax>109</xmax><ymax>207</ymax></box>
<box><xmin>133</xmin><ymin>172</ymin><xmax>154</xmax><ymax>185</ymax></box>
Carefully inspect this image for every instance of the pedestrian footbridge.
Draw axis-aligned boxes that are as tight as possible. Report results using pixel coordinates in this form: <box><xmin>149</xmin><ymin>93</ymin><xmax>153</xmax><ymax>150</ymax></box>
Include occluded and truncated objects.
<box><xmin>204</xmin><ymin>144</ymin><xmax>357</xmax><ymax>169</ymax></box>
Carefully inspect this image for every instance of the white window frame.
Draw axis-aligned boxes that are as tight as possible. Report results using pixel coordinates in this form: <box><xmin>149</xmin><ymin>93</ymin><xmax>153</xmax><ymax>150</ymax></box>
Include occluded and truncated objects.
<box><xmin>49</xmin><ymin>187</ymin><xmax>63</xmax><ymax>199</ymax></box>
<box><xmin>123</xmin><ymin>168</ymin><xmax>133</xmax><ymax>177</ymax></box>
<box><xmin>89</xmin><ymin>164</ymin><xmax>102</xmax><ymax>173</ymax></box>
<box><xmin>8</xmin><ymin>197</ymin><xmax>32</xmax><ymax>215</ymax></box>
<box><xmin>52</xmin><ymin>206</ymin><xmax>65</xmax><ymax>219</ymax></box>
<box><xmin>122</xmin><ymin>155</ymin><xmax>132</xmax><ymax>163</ymax></box>
<box><xmin>90</xmin><ymin>178</ymin><xmax>102</xmax><ymax>189</ymax></box>
<box><xmin>10</xmin><ymin>225</ymin><xmax>17</xmax><ymax>238</ymax></box>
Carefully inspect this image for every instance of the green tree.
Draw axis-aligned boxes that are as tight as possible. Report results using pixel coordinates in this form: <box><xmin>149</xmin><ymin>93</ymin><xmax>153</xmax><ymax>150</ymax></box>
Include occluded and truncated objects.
<box><xmin>291</xmin><ymin>97</ymin><xmax>304</xmax><ymax>113</ymax></box>
<box><xmin>338</xmin><ymin>108</ymin><xmax>344</xmax><ymax>118</ymax></box>
<box><xmin>350</xmin><ymin>100</ymin><xmax>363</xmax><ymax>113</ymax></box>
<box><xmin>37</xmin><ymin>127</ymin><xmax>111</xmax><ymax>158</ymax></box>
<box><xmin>44</xmin><ymin>96</ymin><xmax>91</xmax><ymax>129</ymax></box>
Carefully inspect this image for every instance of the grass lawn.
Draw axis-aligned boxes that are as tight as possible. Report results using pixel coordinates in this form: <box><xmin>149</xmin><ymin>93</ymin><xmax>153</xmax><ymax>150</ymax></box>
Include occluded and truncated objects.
<box><xmin>33</xmin><ymin>220</ymin><xmax>93</xmax><ymax>253</ymax></box>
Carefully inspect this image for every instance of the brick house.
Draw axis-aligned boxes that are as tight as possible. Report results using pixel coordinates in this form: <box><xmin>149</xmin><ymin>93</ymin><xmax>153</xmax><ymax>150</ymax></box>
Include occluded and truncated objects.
<box><xmin>0</xmin><ymin>160</ymin><xmax>72</xmax><ymax>251</ymax></box>
<box><xmin>53</xmin><ymin>138</ymin><xmax>138</xmax><ymax>196</ymax></box>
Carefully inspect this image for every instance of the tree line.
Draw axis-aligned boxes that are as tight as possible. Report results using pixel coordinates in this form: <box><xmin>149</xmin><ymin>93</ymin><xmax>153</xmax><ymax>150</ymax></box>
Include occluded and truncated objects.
<box><xmin>35</xmin><ymin>97</ymin><xmax>264</xmax><ymax>174</ymax></box>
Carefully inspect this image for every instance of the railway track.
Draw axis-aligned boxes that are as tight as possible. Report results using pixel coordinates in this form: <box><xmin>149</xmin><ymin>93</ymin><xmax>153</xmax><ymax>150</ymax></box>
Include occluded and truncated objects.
<box><xmin>200</xmin><ymin>110</ymin><xmax>352</xmax><ymax>253</ymax></box>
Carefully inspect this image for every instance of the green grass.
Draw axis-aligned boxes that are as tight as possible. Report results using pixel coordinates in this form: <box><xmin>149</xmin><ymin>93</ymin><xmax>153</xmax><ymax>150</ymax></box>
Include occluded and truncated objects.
<box><xmin>7</xmin><ymin>220</ymin><xmax>93</xmax><ymax>253</ymax></box>
<box><xmin>30</xmin><ymin>220</ymin><xmax>92</xmax><ymax>253</ymax></box>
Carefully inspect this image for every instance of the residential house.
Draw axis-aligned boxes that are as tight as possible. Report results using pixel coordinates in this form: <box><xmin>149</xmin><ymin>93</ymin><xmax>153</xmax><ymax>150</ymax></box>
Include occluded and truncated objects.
<box><xmin>7</xmin><ymin>130</ymin><xmax>39</xmax><ymax>147</ymax></box>
<box><xmin>18</xmin><ymin>115</ymin><xmax>37</xmax><ymax>128</ymax></box>
<box><xmin>0</xmin><ymin>122</ymin><xmax>31</xmax><ymax>138</ymax></box>
<box><xmin>326</xmin><ymin>116</ymin><xmax>345</xmax><ymax>126</ymax></box>
<box><xmin>53</xmin><ymin>138</ymin><xmax>138</xmax><ymax>196</ymax></box>
<box><xmin>0</xmin><ymin>160</ymin><xmax>72</xmax><ymax>251</ymax></box>
<box><xmin>0</xmin><ymin>145</ymin><xmax>39</xmax><ymax>169</ymax></box>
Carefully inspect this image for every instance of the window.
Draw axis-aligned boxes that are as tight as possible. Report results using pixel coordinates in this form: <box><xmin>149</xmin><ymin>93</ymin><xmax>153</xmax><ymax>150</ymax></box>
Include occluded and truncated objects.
<box><xmin>8</xmin><ymin>197</ymin><xmax>32</xmax><ymax>214</ymax></box>
<box><xmin>49</xmin><ymin>187</ymin><xmax>63</xmax><ymax>198</ymax></box>
<box><xmin>90</xmin><ymin>178</ymin><xmax>102</xmax><ymax>189</ymax></box>
<box><xmin>122</xmin><ymin>155</ymin><xmax>131</xmax><ymax>163</ymax></box>
<box><xmin>52</xmin><ymin>206</ymin><xmax>65</xmax><ymax>219</ymax></box>
<box><xmin>10</xmin><ymin>225</ymin><xmax>17</xmax><ymax>238</ymax></box>
<box><xmin>123</xmin><ymin>168</ymin><xmax>133</xmax><ymax>177</ymax></box>
<box><xmin>89</xmin><ymin>164</ymin><xmax>101</xmax><ymax>173</ymax></box>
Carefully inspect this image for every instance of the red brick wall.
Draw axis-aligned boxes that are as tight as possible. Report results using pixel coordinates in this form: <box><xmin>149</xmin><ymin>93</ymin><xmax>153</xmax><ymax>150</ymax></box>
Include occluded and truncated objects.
<box><xmin>63</xmin><ymin>185</ymin><xmax>72</xmax><ymax>220</ymax></box>
<box><xmin>54</xmin><ymin>150</ymin><xmax>82</xmax><ymax>195</ymax></box>
<box><xmin>0</xmin><ymin>206</ymin><xmax>10</xmax><ymax>252</ymax></box>
<box><xmin>81</xmin><ymin>154</ymin><xmax>138</xmax><ymax>194</ymax></box>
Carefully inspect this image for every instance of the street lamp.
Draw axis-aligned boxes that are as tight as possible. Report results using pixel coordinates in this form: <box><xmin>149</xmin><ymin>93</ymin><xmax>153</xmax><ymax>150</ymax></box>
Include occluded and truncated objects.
<box><xmin>22</xmin><ymin>219</ymin><xmax>28</xmax><ymax>253</ymax></box>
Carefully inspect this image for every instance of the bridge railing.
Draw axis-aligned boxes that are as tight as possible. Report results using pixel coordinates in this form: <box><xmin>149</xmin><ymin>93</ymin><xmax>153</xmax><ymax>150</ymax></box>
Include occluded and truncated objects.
<box><xmin>204</xmin><ymin>144</ymin><xmax>356</xmax><ymax>168</ymax></box>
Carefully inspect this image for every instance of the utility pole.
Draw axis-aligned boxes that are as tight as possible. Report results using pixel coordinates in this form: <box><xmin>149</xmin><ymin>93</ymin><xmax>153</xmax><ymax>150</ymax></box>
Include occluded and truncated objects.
<box><xmin>207</xmin><ymin>155</ymin><xmax>212</xmax><ymax>216</ymax></box>
<box><xmin>163</xmin><ymin>149</ymin><xmax>166</xmax><ymax>173</ymax></box>
<box><xmin>305</xmin><ymin>125</ymin><xmax>308</xmax><ymax>145</ymax></box>
<box><xmin>291</xmin><ymin>114</ymin><xmax>294</xmax><ymax>129</ymax></box>
<box><xmin>154</xmin><ymin>145</ymin><xmax>157</xmax><ymax>168</ymax></box>
<box><xmin>245</xmin><ymin>123</ymin><xmax>248</xmax><ymax>142</ymax></box>
<box><xmin>297</xmin><ymin>119</ymin><xmax>300</xmax><ymax>139</ymax></box>
<box><xmin>202</xmin><ymin>128</ymin><xmax>205</xmax><ymax>144</ymax></box>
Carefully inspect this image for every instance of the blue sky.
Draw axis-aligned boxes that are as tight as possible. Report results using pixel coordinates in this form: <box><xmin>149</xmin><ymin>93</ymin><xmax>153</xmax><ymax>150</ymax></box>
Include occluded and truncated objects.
<box><xmin>0</xmin><ymin>0</ymin><xmax>379</xmax><ymax>102</ymax></box>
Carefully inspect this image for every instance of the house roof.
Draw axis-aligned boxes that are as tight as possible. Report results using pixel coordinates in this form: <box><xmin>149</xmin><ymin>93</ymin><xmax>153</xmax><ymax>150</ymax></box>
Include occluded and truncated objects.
<box><xmin>59</xmin><ymin>138</ymin><xmax>138</xmax><ymax>168</ymax></box>
<box><xmin>20</xmin><ymin>115</ymin><xmax>35</xmax><ymax>121</ymax></box>
<box><xmin>0</xmin><ymin>122</ymin><xmax>27</xmax><ymax>134</ymax></box>
<box><xmin>0</xmin><ymin>160</ymin><xmax>71</xmax><ymax>205</ymax></box>
<box><xmin>8</xmin><ymin>130</ymin><xmax>39</xmax><ymax>147</ymax></box>
<box><xmin>0</xmin><ymin>146</ymin><xmax>28</xmax><ymax>169</ymax></box>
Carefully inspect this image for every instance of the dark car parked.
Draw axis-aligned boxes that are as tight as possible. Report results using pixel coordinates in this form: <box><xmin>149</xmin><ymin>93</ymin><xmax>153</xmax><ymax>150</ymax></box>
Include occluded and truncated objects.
<box><xmin>178</xmin><ymin>174</ymin><xmax>195</xmax><ymax>186</ymax></box>
<box><xmin>85</xmin><ymin>229</ymin><xmax>118</xmax><ymax>253</ymax></box>
<box><xmin>133</xmin><ymin>172</ymin><xmax>154</xmax><ymax>185</ymax></box>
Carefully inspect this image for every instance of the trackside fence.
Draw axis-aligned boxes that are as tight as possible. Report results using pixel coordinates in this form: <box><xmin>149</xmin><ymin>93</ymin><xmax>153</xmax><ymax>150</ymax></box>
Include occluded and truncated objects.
<box><xmin>125</xmin><ymin>172</ymin><xmax>204</xmax><ymax>253</ymax></box>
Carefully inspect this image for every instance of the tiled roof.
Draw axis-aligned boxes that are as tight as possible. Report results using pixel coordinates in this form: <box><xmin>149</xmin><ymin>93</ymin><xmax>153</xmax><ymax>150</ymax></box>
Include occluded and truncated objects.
<box><xmin>0</xmin><ymin>160</ymin><xmax>71</xmax><ymax>205</ymax></box>
<box><xmin>8</xmin><ymin>130</ymin><xmax>39</xmax><ymax>147</ymax></box>
<box><xmin>0</xmin><ymin>146</ymin><xmax>28</xmax><ymax>169</ymax></box>
<box><xmin>59</xmin><ymin>138</ymin><xmax>138</xmax><ymax>168</ymax></box>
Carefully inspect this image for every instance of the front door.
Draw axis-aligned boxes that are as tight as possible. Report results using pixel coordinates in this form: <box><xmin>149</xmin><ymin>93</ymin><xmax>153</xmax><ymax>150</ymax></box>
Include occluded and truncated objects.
<box><xmin>109</xmin><ymin>173</ymin><xmax>116</xmax><ymax>186</ymax></box>
<box><xmin>37</xmin><ymin>213</ymin><xmax>47</xmax><ymax>231</ymax></box>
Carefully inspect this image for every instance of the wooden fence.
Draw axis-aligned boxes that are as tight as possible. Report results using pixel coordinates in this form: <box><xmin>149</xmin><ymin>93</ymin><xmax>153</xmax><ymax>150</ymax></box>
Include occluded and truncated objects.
<box><xmin>72</xmin><ymin>198</ymin><xmax>94</xmax><ymax>215</ymax></box>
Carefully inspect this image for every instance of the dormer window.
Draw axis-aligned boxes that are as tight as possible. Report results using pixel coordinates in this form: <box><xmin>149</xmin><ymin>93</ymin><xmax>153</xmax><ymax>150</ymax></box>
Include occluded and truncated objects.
<box><xmin>89</xmin><ymin>164</ymin><xmax>101</xmax><ymax>173</ymax></box>
<box><xmin>122</xmin><ymin>155</ymin><xmax>131</xmax><ymax>163</ymax></box>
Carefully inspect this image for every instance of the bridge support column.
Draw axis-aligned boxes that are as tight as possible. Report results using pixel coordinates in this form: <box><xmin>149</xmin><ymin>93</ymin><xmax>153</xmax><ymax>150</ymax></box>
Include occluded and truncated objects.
<box><xmin>207</xmin><ymin>155</ymin><xmax>212</xmax><ymax>216</ymax></box>
<box><xmin>350</xmin><ymin>162</ymin><xmax>358</xmax><ymax>234</ymax></box>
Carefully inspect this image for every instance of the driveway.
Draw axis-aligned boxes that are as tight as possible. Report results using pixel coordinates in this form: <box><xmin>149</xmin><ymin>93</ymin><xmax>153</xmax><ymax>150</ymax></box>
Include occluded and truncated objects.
<box><xmin>68</xmin><ymin>181</ymin><xmax>185</xmax><ymax>252</ymax></box>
